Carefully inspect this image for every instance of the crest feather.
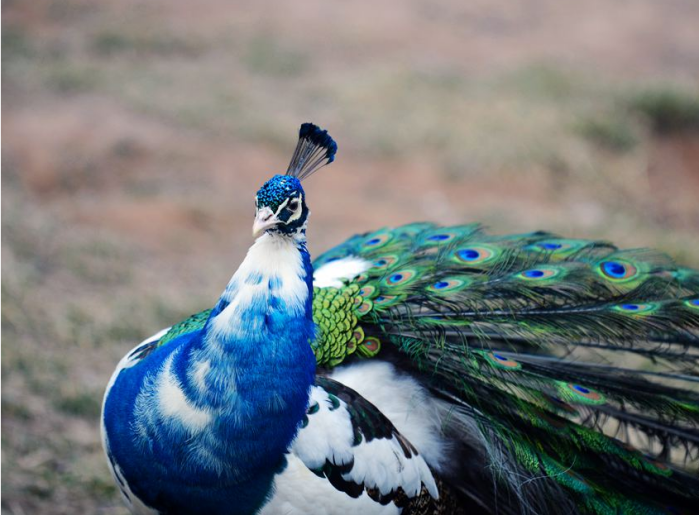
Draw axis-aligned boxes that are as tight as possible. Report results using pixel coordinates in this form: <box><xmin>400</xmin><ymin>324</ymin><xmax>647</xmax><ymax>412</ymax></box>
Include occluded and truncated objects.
<box><xmin>286</xmin><ymin>123</ymin><xmax>337</xmax><ymax>180</ymax></box>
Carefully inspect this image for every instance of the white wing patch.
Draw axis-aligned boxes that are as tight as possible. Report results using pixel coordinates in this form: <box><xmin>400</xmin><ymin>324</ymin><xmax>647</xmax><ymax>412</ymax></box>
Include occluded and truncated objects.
<box><xmin>261</xmin><ymin>454</ymin><xmax>400</xmax><ymax>515</ymax></box>
<box><xmin>313</xmin><ymin>256</ymin><xmax>372</xmax><ymax>288</ymax></box>
<box><xmin>293</xmin><ymin>386</ymin><xmax>355</xmax><ymax>469</ymax></box>
<box><xmin>331</xmin><ymin>361</ymin><xmax>449</xmax><ymax>473</ymax></box>
<box><xmin>289</xmin><ymin>379</ymin><xmax>438</xmax><ymax>504</ymax></box>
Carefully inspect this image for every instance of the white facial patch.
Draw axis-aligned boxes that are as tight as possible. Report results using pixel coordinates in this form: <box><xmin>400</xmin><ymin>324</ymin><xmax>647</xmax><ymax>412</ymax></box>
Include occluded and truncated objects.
<box><xmin>274</xmin><ymin>193</ymin><xmax>304</xmax><ymax>225</ymax></box>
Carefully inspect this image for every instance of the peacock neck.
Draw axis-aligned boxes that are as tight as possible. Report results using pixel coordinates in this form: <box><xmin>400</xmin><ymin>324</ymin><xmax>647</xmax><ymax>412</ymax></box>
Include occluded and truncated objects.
<box><xmin>206</xmin><ymin>231</ymin><xmax>314</xmax><ymax>345</ymax></box>
<box><xmin>176</xmin><ymin>232</ymin><xmax>316</xmax><ymax>485</ymax></box>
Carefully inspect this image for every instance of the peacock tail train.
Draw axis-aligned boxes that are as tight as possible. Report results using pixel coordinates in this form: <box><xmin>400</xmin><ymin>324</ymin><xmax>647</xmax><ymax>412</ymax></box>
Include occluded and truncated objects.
<box><xmin>152</xmin><ymin>222</ymin><xmax>699</xmax><ymax>514</ymax></box>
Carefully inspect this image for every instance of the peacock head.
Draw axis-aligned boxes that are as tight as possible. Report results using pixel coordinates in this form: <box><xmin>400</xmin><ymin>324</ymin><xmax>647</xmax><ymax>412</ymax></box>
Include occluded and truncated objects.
<box><xmin>253</xmin><ymin>123</ymin><xmax>337</xmax><ymax>239</ymax></box>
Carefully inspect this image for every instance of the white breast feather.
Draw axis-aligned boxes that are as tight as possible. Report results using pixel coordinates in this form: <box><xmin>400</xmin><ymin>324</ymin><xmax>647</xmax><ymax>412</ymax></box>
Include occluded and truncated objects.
<box><xmin>210</xmin><ymin>234</ymin><xmax>309</xmax><ymax>339</ymax></box>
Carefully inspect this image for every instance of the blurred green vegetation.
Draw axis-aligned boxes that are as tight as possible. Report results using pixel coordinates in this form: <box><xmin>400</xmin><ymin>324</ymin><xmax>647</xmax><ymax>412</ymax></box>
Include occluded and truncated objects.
<box><xmin>629</xmin><ymin>87</ymin><xmax>699</xmax><ymax>134</ymax></box>
<box><xmin>576</xmin><ymin>114</ymin><xmax>639</xmax><ymax>152</ymax></box>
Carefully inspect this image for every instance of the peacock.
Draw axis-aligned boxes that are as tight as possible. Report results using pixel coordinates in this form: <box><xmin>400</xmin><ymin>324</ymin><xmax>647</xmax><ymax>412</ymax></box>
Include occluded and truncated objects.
<box><xmin>101</xmin><ymin>123</ymin><xmax>699</xmax><ymax>515</ymax></box>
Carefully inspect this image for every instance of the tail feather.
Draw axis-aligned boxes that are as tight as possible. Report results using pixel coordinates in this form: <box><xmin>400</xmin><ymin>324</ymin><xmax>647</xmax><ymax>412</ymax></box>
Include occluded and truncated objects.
<box><xmin>315</xmin><ymin>222</ymin><xmax>699</xmax><ymax>514</ymax></box>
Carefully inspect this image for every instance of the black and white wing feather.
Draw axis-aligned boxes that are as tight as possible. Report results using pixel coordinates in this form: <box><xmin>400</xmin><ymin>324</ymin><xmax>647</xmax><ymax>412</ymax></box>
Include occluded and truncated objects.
<box><xmin>294</xmin><ymin>376</ymin><xmax>438</xmax><ymax>505</ymax></box>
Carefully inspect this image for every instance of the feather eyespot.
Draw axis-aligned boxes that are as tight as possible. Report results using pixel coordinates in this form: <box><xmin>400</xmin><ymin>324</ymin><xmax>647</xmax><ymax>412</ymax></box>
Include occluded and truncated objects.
<box><xmin>613</xmin><ymin>303</ymin><xmax>657</xmax><ymax>316</ymax></box>
<box><xmin>421</xmin><ymin>230</ymin><xmax>461</xmax><ymax>245</ymax></box>
<box><xmin>526</xmin><ymin>241</ymin><xmax>569</xmax><ymax>253</ymax></box>
<box><xmin>372</xmin><ymin>294</ymin><xmax>405</xmax><ymax>307</ymax></box>
<box><xmin>516</xmin><ymin>267</ymin><xmax>560</xmax><ymax>281</ymax></box>
<box><xmin>351</xmin><ymin>327</ymin><xmax>364</xmax><ymax>344</ymax></box>
<box><xmin>355</xmin><ymin>299</ymin><xmax>373</xmax><ymax>315</ymax></box>
<box><xmin>599</xmin><ymin>260</ymin><xmax>638</xmax><ymax>282</ymax></box>
<box><xmin>426</xmin><ymin>276</ymin><xmax>472</xmax><ymax>294</ymax></box>
<box><xmin>356</xmin><ymin>337</ymin><xmax>381</xmax><ymax>358</ymax></box>
<box><xmin>361</xmin><ymin>233</ymin><xmax>393</xmax><ymax>250</ymax></box>
<box><xmin>559</xmin><ymin>382</ymin><xmax>605</xmax><ymax>405</ymax></box>
<box><xmin>685</xmin><ymin>299</ymin><xmax>699</xmax><ymax>309</ymax></box>
<box><xmin>539</xmin><ymin>242</ymin><xmax>563</xmax><ymax>250</ymax></box>
<box><xmin>524</xmin><ymin>270</ymin><xmax>545</xmax><ymax>278</ymax></box>
<box><xmin>483</xmin><ymin>351</ymin><xmax>521</xmax><ymax>370</ymax></box>
<box><xmin>371</xmin><ymin>254</ymin><xmax>400</xmax><ymax>270</ymax></box>
<box><xmin>459</xmin><ymin>249</ymin><xmax>481</xmax><ymax>260</ymax></box>
<box><xmin>363</xmin><ymin>338</ymin><xmax>380</xmax><ymax>352</ymax></box>
<box><xmin>382</xmin><ymin>269</ymin><xmax>417</xmax><ymax>288</ymax></box>
<box><xmin>452</xmin><ymin>245</ymin><xmax>497</xmax><ymax>265</ymax></box>
<box><xmin>358</xmin><ymin>285</ymin><xmax>377</xmax><ymax>298</ymax></box>
<box><xmin>525</xmin><ymin>239</ymin><xmax>596</xmax><ymax>258</ymax></box>
<box><xmin>603</xmin><ymin>261</ymin><xmax>626</xmax><ymax>277</ymax></box>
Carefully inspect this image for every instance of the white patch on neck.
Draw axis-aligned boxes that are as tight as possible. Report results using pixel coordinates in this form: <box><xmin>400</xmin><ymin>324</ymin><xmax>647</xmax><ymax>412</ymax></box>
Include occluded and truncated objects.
<box><xmin>209</xmin><ymin>233</ymin><xmax>309</xmax><ymax>340</ymax></box>
<box><xmin>313</xmin><ymin>256</ymin><xmax>372</xmax><ymax>288</ymax></box>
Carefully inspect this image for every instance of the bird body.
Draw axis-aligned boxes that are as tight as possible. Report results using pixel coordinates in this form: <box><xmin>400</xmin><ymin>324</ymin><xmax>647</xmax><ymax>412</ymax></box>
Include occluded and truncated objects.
<box><xmin>103</xmin><ymin>124</ymin><xmax>699</xmax><ymax>515</ymax></box>
<box><xmin>102</xmin><ymin>232</ymin><xmax>317</xmax><ymax>514</ymax></box>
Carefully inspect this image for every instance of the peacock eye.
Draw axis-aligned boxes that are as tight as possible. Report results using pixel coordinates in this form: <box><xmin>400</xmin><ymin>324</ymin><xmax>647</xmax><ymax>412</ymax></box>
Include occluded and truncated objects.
<box><xmin>289</xmin><ymin>199</ymin><xmax>300</xmax><ymax>210</ymax></box>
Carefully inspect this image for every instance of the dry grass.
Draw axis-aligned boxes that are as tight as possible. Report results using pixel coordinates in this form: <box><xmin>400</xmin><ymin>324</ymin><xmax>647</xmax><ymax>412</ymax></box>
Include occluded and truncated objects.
<box><xmin>3</xmin><ymin>0</ymin><xmax>699</xmax><ymax>513</ymax></box>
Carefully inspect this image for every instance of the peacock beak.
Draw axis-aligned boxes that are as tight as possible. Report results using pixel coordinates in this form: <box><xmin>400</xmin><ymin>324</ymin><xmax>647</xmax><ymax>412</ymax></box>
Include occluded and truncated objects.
<box><xmin>252</xmin><ymin>207</ymin><xmax>280</xmax><ymax>238</ymax></box>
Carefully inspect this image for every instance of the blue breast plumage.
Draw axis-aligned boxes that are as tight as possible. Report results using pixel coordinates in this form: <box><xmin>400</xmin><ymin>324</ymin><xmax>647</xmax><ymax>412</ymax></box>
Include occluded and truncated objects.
<box><xmin>102</xmin><ymin>235</ymin><xmax>317</xmax><ymax>515</ymax></box>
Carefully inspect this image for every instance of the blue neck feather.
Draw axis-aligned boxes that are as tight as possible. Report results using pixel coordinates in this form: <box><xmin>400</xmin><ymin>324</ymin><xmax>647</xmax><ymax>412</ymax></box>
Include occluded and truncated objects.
<box><xmin>103</xmin><ymin>233</ymin><xmax>316</xmax><ymax>515</ymax></box>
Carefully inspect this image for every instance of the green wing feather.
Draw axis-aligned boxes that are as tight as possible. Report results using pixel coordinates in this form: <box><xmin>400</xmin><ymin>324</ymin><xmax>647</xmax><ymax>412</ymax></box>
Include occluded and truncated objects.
<box><xmin>154</xmin><ymin>222</ymin><xmax>699</xmax><ymax>513</ymax></box>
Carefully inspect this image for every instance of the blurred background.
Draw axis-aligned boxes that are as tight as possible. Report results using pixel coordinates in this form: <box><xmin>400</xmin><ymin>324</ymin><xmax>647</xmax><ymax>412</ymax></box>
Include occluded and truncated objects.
<box><xmin>2</xmin><ymin>0</ymin><xmax>699</xmax><ymax>513</ymax></box>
